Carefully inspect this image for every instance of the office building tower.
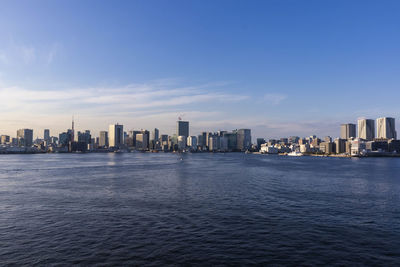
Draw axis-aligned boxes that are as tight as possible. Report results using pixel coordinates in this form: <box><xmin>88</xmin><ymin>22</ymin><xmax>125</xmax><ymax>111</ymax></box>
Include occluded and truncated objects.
<box><xmin>177</xmin><ymin>136</ymin><xmax>187</xmax><ymax>150</ymax></box>
<box><xmin>99</xmin><ymin>131</ymin><xmax>109</xmax><ymax>147</ymax></box>
<box><xmin>237</xmin><ymin>129</ymin><xmax>252</xmax><ymax>151</ymax></box>
<box><xmin>136</xmin><ymin>133</ymin><xmax>149</xmax><ymax>150</ymax></box>
<box><xmin>377</xmin><ymin>117</ymin><xmax>396</xmax><ymax>139</ymax></box>
<box><xmin>256</xmin><ymin>138</ymin><xmax>266</xmax><ymax>149</ymax></box>
<box><xmin>224</xmin><ymin>131</ymin><xmax>238</xmax><ymax>151</ymax></box>
<box><xmin>152</xmin><ymin>128</ymin><xmax>159</xmax><ymax>141</ymax></box>
<box><xmin>187</xmin><ymin>136</ymin><xmax>198</xmax><ymax>148</ymax></box>
<box><xmin>177</xmin><ymin>121</ymin><xmax>189</xmax><ymax>138</ymax></box>
<box><xmin>340</xmin><ymin>123</ymin><xmax>356</xmax><ymax>139</ymax></box>
<box><xmin>109</xmin><ymin>124</ymin><xmax>124</xmax><ymax>148</ymax></box>
<box><xmin>17</xmin><ymin>129</ymin><xmax>33</xmax><ymax>147</ymax></box>
<box><xmin>334</xmin><ymin>138</ymin><xmax>346</xmax><ymax>154</ymax></box>
<box><xmin>358</xmin><ymin>119</ymin><xmax>375</xmax><ymax>141</ymax></box>
<box><xmin>44</xmin><ymin>129</ymin><xmax>50</xmax><ymax>141</ymax></box>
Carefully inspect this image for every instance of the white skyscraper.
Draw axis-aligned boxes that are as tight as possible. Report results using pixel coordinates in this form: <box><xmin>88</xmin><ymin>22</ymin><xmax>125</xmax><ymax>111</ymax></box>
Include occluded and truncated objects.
<box><xmin>376</xmin><ymin>117</ymin><xmax>396</xmax><ymax>139</ymax></box>
<box><xmin>109</xmin><ymin>124</ymin><xmax>124</xmax><ymax>148</ymax></box>
<box><xmin>357</xmin><ymin>119</ymin><xmax>375</xmax><ymax>141</ymax></box>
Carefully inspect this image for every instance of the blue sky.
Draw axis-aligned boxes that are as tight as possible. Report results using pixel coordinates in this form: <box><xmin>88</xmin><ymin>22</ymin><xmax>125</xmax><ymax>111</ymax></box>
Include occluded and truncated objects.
<box><xmin>0</xmin><ymin>0</ymin><xmax>399</xmax><ymax>139</ymax></box>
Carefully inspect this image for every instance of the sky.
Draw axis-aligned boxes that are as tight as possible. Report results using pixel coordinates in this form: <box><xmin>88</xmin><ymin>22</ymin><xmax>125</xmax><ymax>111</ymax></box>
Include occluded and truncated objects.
<box><xmin>0</xmin><ymin>0</ymin><xmax>399</xmax><ymax>139</ymax></box>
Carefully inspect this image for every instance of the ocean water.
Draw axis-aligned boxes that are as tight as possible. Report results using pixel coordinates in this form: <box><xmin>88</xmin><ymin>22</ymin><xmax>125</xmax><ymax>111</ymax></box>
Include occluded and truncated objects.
<box><xmin>0</xmin><ymin>153</ymin><xmax>399</xmax><ymax>266</ymax></box>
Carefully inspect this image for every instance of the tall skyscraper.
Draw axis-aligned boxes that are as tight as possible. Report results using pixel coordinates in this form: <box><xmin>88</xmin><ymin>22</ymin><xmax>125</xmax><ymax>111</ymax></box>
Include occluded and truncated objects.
<box><xmin>376</xmin><ymin>117</ymin><xmax>396</xmax><ymax>139</ymax></box>
<box><xmin>17</xmin><ymin>129</ymin><xmax>33</xmax><ymax>147</ymax></box>
<box><xmin>99</xmin><ymin>131</ymin><xmax>109</xmax><ymax>147</ymax></box>
<box><xmin>237</xmin><ymin>129</ymin><xmax>252</xmax><ymax>151</ymax></box>
<box><xmin>357</xmin><ymin>119</ymin><xmax>375</xmax><ymax>140</ymax></box>
<box><xmin>340</xmin><ymin>123</ymin><xmax>356</xmax><ymax>139</ymax></box>
<box><xmin>109</xmin><ymin>124</ymin><xmax>124</xmax><ymax>148</ymax></box>
<box><xmin>152</xmin><ymin>128</ymin><xmax>159</xmax><ymax>141</ymax></box>
<box><xmin>136</xmin><ymin>133</ymin><xmax>149</xmax><ymax>150</ymax></box>
<box><xmin>44</xmin><ymin>129</ymin><xmax>50</xmax><ymax>141</ymax></box>
<box><xmin>177</xmin><ymin>120</ymin><xmax>189</xmax><ymax>138</ymax></box>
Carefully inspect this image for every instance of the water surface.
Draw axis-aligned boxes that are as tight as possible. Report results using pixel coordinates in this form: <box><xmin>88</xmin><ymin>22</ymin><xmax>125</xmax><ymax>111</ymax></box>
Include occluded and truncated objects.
<box><xmin>0</xmin><ymin>153</ymin><xmax>399</xmax><ymax>265</ymax></box>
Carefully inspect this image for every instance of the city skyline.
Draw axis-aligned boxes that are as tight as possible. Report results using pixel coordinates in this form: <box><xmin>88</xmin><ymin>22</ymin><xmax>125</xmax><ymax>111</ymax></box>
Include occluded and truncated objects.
<box><xmin>1</xmin><ymin>1</ymin><xmax>400</xmax><ymax>138</ymax></box>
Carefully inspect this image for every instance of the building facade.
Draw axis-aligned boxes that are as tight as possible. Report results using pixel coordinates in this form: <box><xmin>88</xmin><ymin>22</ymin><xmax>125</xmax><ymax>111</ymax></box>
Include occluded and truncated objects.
<box><xmin>17</xmin><ymin>129</ymin><xmax>33</xmax><ymax>147</ymax></box>
<box><xmin>177</xmin><ymin>121</ymin><xmax>189</xmax><ymax>138</ymax></box>
<box><xmin>376</xmin><ymin>117</ymin><xmax>396</xmax><ymax>139</ymax></box>
<box><xmin>358</xmin><ymin>119</ymin><xmax>375</xmax><ymax>140</ymax></box>
<box><xmin>340</xmin><ymin>123</ymin><xmax>356</xmax><ymax>139</ymax></box>
<box><xmin>109</xmin><ymin>124</ymin><xmax>124</xmax><ymax>148</ymax></box>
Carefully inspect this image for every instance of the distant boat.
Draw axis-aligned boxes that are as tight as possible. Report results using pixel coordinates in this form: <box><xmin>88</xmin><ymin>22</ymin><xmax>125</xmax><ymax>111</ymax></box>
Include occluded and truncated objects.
<box><xmin>287</xmin><ymin>151</ymin><xmax>303</xmax><ymax>157</ymax></box>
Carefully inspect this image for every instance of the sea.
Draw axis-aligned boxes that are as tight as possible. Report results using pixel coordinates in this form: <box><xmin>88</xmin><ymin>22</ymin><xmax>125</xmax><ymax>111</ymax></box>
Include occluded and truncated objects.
<box><xmin>0</xmin><ymin>153</ymin><xmax>399</xmax><ymax>266</ymax></box>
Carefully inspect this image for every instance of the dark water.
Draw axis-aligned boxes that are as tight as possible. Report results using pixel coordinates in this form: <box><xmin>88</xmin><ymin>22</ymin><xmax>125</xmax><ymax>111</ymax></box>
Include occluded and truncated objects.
<box><xmin>0</xmin><ymin>153</ymin><xmax>400</xmax><ymax>266</ymax></box>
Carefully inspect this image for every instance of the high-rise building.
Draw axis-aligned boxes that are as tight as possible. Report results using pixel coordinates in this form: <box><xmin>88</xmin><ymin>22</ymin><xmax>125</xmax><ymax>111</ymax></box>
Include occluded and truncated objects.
<box><xmin>256</xmin><ymin>138</ymin><xmax>266</xmax><ymax>149</ymax></box>
<box><xmin>152</xmin><ymin>128</ymin><xmax>159</xmax><ymax>141</ymax></box>
<box><xmin>340</xmin><ymin>123</ymin><xmax>356</xmax><ymax>139</ymax></box>
<box><xmin>177</xmin><ymin>136</ymin><xmax>187</xmax><ymax>150</ymax></box>
<box><xmin>187</xmin><ymin>136</ymin><xmax>198</xmax><ymax>148</ymax></box>
<box><xmin>0</xmin><ymin>135</ymin><xmax>10</xmax><ymax>144</ymax></box>
<box><xmin>334</xmin><ymin>138</ymin><xmax>346</xmax><ymax>154</ymax></box>
<box><xmin>17</xmin><ymin>129</ymin><xmax>33</xmax><ymax>147</ymax></box>
<box><xmin>376</xmin><ymin>117</ymin><xmax>396</xmax><ymax>139</ymax></box>
<box><xmin>136</xmin><ymin>133</ymin><xmax>149</xmax><ymax>150</ymax></box>
<box><xmin>357</xmin><ymin>119</ymin><xmax>375</xmax><ymax>141</ymax></box>
<box><xmin>44</xmin><ymin>129</ymin><xmax>50</xmax><ymax>141</ymax></box>
<box><xmin>109</xmin><ymin>124</ymin><xmax>124</xmax><ymax>148</ymax></box>
<box><xmin>177</xmin><ymin>121</ymin><xmax>189</xmax><ymax>138</ymax></box>
<box><xmin>237</xmin><ymin>129</ymin><xmax>252</xmax><ymax>151</ymax></box>
<box><xmin>99</xmin><ymin>131</ymin><xmax>109</xmax><ymax>147</ymax></box>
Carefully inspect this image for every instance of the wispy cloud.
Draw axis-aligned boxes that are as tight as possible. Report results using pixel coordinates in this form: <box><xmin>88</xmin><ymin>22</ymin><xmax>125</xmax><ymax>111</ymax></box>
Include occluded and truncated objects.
<box><xmin>263</xmin><ymin>93</ymin><xmax>287</xmax><ymax>105</ymax></box>
<box><xmin>0</xmin><ymin>80</ymin><xmax>249</xmax><ymax>135</ymax></box>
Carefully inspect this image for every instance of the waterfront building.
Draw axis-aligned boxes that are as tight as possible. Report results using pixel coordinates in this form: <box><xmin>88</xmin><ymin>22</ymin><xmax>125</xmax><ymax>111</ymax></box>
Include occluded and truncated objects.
<box><xmin>17</xmin><ymin>129</ymin><xmax>33</xmax><ymax>147</ymax></box>
<box><xmin>300</xmin><ymin>144</ymin><xmax>311</xmax><ymax>153</ymax></box>
<box><xmin>319</xmin><ymin>142</ymin><xmax>333</xmax><ymax>154</ymax></box>
<box><xmin>152</xmin><ymin>128</ymin><xmax>159</xmax><ymax>141</ymax></box>
<box><xmin>50</xmin><ymin>136</ymin><xmax>58</xmax><ymax>145</ymax></box>
<box><xmin>237</xmin><ymin>129</ymin><xmax>252</xmax><ymax>151</ymax></box>
<box><xmin>0</xmin><ymin>135</ymin><xmax>10</xmax><ymax>144</ymax></box>
<box><xmin>324</xmin><ymin>136</ymin><xmax>332</xmax><ymax>143</ymax></box>
<box><xmin>208</xmin><ymin>135</ymin><xmax>220</xmax><ymax>151</ymax></box>
<box><xmin>136</xmin><ymin>133</ymin><xmax>149</xmax><ymax>150</ymax></box>
<box><xmin>177</xmin><ymin>121</ymin><xmax>189</xmax><ymax>138</ymax></box>
<box><xmin>260</xmin><ymin>144</ymin><xmax>278</xmax><ymax>154</ymax></box>
<box><xmin>220</xmin><ymin>136</ymin><xmax>228</xmax><ymax>151</ymax></box>
<box><xmin>187</xmin><ymin>136</ymin><xmax>197</xmax><ymax>148</ymax></box>
<box><xmin>224</xmin><ymin>132</ymin><xmax>237</xmax><ymax>151</ymax></box>
<box><xmin>376</xmin><ymin>117</ymin><xmax>396</xmax><ymax>139</ymax></box>
<box><xmin>177</xmin><ymin>136</ymin><xmax>186</xmax><ymax>150</ymax></box>
<box><xmin>351</xmin><ymin>139</ymin><xmax>367</xmax><ymax>156</ymax></box>
<box><xmin>99</xmin><ymin>131</ymin><xmax>108</xmax><ymax>147</ymax></box>
<box><xmin>340</xmin><ymin>123</ymin><xmax>356</xmax><ymax>139</ymax></box>
<box><xmin>388</xmin><ymin>139</ymin><xmax>400</xmax><ymax>152</ymax></box>
<box><xmin>334</xmin><ymin>138</ymin><xmax>346</xmax><ymax>154</ymax></box>
<box><xmin>311</xmin><ymin>138</ymin><xmax>321</xmax><ymax>147</ymax></box>
<box><xmin>197</xmin><ymin>134</ymin><xmax>204</xmax><ymax>147</ymax></box>
<box><xmin>288</xmin><ymin>136</ymin><xmax>299</xmax><ymax>144</ymax></box>
<box><xmin>109</xmin><ymin>124</ymin><xmax>123</xmax><ymax>148</ymax></box>
<box><xmin>59</xmin><ymin>132</ymin><xmax>71</xmax><ymax>146</ymax></box>
<box><xmin>358</xmin><ymin>119</ymin><xmax>375</xmax><ymax>140</ymax></box>
<box><xmin>44</xmin><ymin>129</ymin><xmax>50</xmax><ymax>142</ymax></box>
<box><xmin>256</xmin><ymin>138</ymin><xmax>266</xmax><ymax>149</ymax></box>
